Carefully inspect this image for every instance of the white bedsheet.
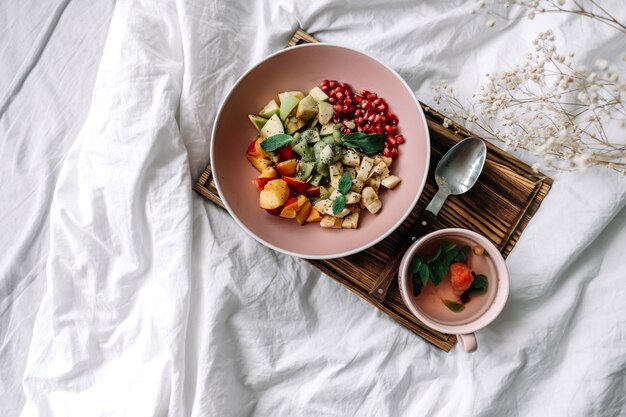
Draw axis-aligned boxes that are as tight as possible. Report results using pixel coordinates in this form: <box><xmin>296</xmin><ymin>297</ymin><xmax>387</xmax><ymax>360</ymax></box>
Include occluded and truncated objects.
<box><xmin>1</xmin><ymin>1</ymin><xmax>625</xmax><ymax>416</ymax></box>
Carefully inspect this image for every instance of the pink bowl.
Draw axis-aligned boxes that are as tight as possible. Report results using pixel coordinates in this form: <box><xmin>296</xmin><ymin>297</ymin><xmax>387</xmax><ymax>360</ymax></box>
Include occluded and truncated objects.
<box><xmin>210</xmin><ymin>44</ymin><xmax>430</xmax><ymax>259</ymax></box>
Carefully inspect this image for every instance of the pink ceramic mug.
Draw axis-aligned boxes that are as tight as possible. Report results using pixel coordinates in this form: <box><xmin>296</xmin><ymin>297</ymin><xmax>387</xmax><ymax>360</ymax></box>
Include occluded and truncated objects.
<box><xmin>398</xmin><ymin>228</ymin><xmax>509</xmax><ymax>352</ymax></box>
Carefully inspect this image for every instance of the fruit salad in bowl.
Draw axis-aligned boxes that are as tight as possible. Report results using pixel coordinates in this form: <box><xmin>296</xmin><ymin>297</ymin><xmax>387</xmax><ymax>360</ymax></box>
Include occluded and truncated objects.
<box><xmin>245</xmin><ymin>80</ymin><xmax>405</xmax><ymax>230</ymax></box>
<box><xmin>210</xmin><ymin>44</ymin><xmax>430</xmax><ymax>259</ymax></box>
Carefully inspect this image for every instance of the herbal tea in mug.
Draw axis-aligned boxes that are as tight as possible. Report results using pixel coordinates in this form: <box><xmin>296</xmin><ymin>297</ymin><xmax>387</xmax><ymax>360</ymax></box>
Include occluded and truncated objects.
<box><xmin>408</xmin><ymin>236</ymin><xmax>498</xmax><ymax>326</ymax></box>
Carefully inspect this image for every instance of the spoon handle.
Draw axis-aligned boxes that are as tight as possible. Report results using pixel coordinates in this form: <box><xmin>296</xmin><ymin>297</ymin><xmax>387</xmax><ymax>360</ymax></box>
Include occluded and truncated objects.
<box><xmin>369</xmin><ymin>210</ymin><xmax>437</xmax><ymax>302</ymax></box>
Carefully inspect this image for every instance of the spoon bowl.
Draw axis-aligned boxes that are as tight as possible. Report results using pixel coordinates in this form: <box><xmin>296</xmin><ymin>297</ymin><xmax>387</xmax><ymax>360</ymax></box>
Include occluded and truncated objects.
<box><xmin>436</xmin><ymin>137</ymin><xmax>487</xmax><ymax>195</ymax></box>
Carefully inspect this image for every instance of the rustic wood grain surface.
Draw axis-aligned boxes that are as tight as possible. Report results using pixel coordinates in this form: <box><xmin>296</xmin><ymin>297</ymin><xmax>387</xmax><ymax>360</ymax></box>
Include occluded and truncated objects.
<box><xmin>193</xmin><ymin>29</ymin><xmax>552</xmax><ymax>352</ymax></box>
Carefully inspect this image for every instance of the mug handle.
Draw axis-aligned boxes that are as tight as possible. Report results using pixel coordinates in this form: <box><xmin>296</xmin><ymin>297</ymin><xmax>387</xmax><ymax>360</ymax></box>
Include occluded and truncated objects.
<box><xmin>458</xmin><ymin>333</ymin><xmax>477</xmax><ymax>352</ymax></box>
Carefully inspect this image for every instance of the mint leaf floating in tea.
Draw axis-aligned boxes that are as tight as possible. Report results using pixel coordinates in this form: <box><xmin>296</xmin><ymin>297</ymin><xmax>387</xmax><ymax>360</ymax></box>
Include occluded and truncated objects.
<box><xmin>412</xmin><ymin>276</ymin><xmax>423</xmax><ymax>297</ymax></box>
<box><xmin>468</xmin><ymin>274</ymin><xmax>488</xmax><ymax>295</ymax></box>
<box><xmin>460</xmin><ymin>274</ymin><xmax>489</xmax><ymax>303</ymax></box>
<box><xmin>409</xmin><ymin>257</ymin><xmax>424</xmax><ymax>275</ymax></box>
<box><xmin>419</xmin><ymin>264</ymin><xmax>430</xmax><ymax>286</ymax></box>
<box><xmin>261</xmin><ymin>134</ymin><xmax>293</xmax><ymax>152</ymax></box>
<box><xmin>341</xmin><ymin>133</ymin><xmax>385</xmax><ymax>154</ymax></box>
<box><xmin>443</xmin><ymin>299</ymin><xmax>465</xmax><ymax>312</ymax></box>
<box><xmin>338</xmin><ymin>172</ymin><xmax>352</xmax><ymax>195</ymax></box>
<box><xmin>454</xmin><ymin>245</ymin><xmax>470</xmax><ymax>262</ymax></box>
<box><xmin>332</xmin><ymin>194</ymin><xmax>346</xmax><ymax>215</ymax></box>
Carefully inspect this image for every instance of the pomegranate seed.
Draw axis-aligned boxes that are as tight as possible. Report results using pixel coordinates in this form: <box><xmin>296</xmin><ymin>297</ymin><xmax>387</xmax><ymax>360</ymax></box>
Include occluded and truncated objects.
<box><xmin>383</xmin><ymin>148</ymin><xmax>391</xmax><ymax>157</ymax></box>
<box><xmin>329</xmin><ymin>97</ymin><xmax>337</xmax><ymax>104</ymax></box>
<box><xmin>390</xmin><ymin>148</ymin><xmax>399</xmax><ymax>158</ymax></box>
<box><xmin>329</xmin><ymin>80</ymin><xmax>337</xmax><ymax>88</ymax></box>
<box><xmin>377</xmin><ymin>103</ymin><xmax>388</xmax><ymax>112</ymax></box>
<box><xmin>367</xmin><ymin>114</ymin><xmax>376</xmax><ymax>122</ymax></box>
<box><xmin>330</xmin><ymin>88</ymin><xmax>337</xmax><ymax>97</ymax></box>
<box><xmin>321</xmin><ymin>80</ymin><xmax>329</xmax><ymax>86</ymax></box>
<box><xmin>367</xmin><ymin>93</ymin><xmax>377</xmax><ymax>100</ymax></box>
<box><xmin>373</xmin><ymin>98</ymin><xmax>382</xmax><ymax>106</ymax></box>
<box><xmin>385</xmin><ymin>125</ymin><xmax>395</xmax><ymax>134</ymax></box>
<box><xmin>354</xmin><ymin>95</ymin><xmax>363</xmax><ymax>103</ymax></box>
<box><xmin>344</xmin><ymin>128</ymin><xmax>352</xmax><ymax>134</ymax></box>
<box><xmin>333</xmin><ymin>104</ymin><xmax>342</xmax><ymax>113</ymax></box>
<box><xmin>335</xmin><ymin>91</ymin><xmax>344</xmax><ymax>100</ymax></box>
<box><xmin>374</xmin><ymin>114</ymin><xmax>383</xmax><ymax>124</ymax></box>
<box><xmin>375</xmin><ymin>125</ymin><xmax>384</xmax><ymax>133</ymax></box>
<box><xmin>340</xmin><ymin>82</ymin><xmax>351</xmax><ymax>90</ymax></box>
<box><xmin>387</xmin><ymin>136</ymin><xmax>397</xmax><ymax>146</ymax></box>
<box><xmin>395</xmin><ymin>134</ymin><xmax>405</xmax><ymax>143</ymax></box>
<box><xmin>344</xmin><ymin>97</ymin><xmax>352</xmax><ymax>105</ymax></box>
<box><xmin>321</xmin><ymin>85</ymin><xmax>330</xmax><ymax>92</ymax></box>
<box><xmin>361</xmin><ymin>100</ymin><xmax>372</xmax><ymax>109</ymax></box>
<box><xmin>357</xmin><ymin>126</ymin><xmax>363</xmax><ymax>132</ymax></box>
<box><xmin>342</xmin><ymin>104</ymin><xmax>350</xmax><ymax>113</ymax></box>
<box><xmin>364</xmin><ymin>125</ymin><xmax>371</xmax><ymax>133</ymax></box>
<box><xmin>358</xmin><ymin>116</ymin><xmax>365</xmax><ymax>125</ymax></box>
<box><xmin>359</xmin><ymin>89</ymin><xmax>370</xmax><ymax>96</ymax></box>
<box><xmin>354</xmin><ymin>109</ymin><xmax>362</xmax><ymax>117</ymax></box>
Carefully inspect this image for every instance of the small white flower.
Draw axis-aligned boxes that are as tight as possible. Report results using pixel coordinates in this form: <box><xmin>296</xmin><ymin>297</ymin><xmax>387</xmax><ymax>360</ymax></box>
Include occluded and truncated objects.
<box><xmin>486</xmin><ymin>19</ymin><xmax>496</xmax><ymax>27</ymax></box>
<box><xmin>442</xmin><ymin>117</ymin><xmax>452</xmax><ymax>128</ymax></box>
<box><xmin>594</xmin><ymin>59</ymin><xmax>609</xmax><ymax>70</ymax></box>
<box><xmin>527</xmin><ymin>11</ymin><xmax>536</xmax><ymax>20</ymax></box>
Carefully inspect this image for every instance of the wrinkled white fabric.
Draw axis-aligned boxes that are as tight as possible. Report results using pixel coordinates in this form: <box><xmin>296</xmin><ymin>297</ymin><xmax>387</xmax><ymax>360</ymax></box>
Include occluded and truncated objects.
<box><xmin>1</xmin><ymin>0</ymin><xmax>625</xmax><ymax>416</ymax></box>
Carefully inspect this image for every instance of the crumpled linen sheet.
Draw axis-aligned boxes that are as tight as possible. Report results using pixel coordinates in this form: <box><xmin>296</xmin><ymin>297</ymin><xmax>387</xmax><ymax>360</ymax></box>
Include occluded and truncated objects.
<box><xmin>1</xmin><ymin>0</ymin><xmax>625</xmax><ymax>416</ymax></box>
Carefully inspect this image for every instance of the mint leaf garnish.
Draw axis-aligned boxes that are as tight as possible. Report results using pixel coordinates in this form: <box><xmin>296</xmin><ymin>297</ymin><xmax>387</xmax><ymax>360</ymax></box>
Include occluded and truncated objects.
<box><xmin>332</xmin><ymin>194</ymin><xmax>346</xmax><ymax>215</ymax></box>
<box><xmin>341</xmin><ymin>133</ymin><xmax>385</xmax><ymax>154</ymax></box>
<box><xmin>261</xmin><ymin>134</ymin><xmax>293</xmax><ymax>151</ymax></box>
<box><xmin>338</xmin><ymin>172</ymin><xmax>352</xmax><ymax>194</ymax></box>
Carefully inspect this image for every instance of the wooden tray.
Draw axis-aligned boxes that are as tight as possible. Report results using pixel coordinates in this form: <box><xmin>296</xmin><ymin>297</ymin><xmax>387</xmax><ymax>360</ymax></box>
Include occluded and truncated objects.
<box><xmin>194</xmin><ymin>29</ymin><xmax>552</xmax><ymax>351</ymax></box>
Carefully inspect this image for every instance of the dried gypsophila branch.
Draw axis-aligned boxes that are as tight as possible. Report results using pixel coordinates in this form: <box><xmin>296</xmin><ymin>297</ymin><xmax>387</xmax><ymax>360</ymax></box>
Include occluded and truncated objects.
<box><xmin>433</xmin><ymin>30</ymin><xmax>626</xmax><ymax>173</ymax></box>
<box><xmin>475</xmin><ymin>0</ymin><xmax>626</xmax><ymax>35</ymax></box>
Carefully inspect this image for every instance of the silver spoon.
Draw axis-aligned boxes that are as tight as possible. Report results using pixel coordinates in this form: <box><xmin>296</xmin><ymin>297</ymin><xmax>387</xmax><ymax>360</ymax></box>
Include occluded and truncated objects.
<box><xmin>370</xmin><ymin>137</ymin><xmax>487</xmax><ymax>302</ymax></box>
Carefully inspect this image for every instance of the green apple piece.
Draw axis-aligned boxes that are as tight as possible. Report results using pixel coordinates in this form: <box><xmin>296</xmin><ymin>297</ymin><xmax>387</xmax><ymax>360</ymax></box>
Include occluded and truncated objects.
<box><xmin>260</xmin><ymin>114</ymin><xmax>284</xmax><ymax>138</ymax></box>
<box><xmin>278</xmin><ymin>92</ymin><xmax>302</xmax><ymax>121</ymax></box>
<box><xmin>248</xmin><ymin>114</ymin><xmax>268</xmax><ymax>131</ymax></box>
<box><xmin>317</xmin><ymin>101</ymin><xmax>334</xmax><ymax>125</ymax></box>
<box><xmin>320</xmin><ymin>122</ymin><xmax>336</xmax><ymax>136</ymax></box>
<box><xmin>259</xmin><ymin>99</ymin><xmax>279</xmax><ymax>118</ymax></box>
<box><xmin>287</xmin><ymin>91</ymin><xmax>305</xmax><ymax>100</ymax></box>
<box><xmin>285</xmin><ymin>116</ymin><xmax>306</xmax><ymax>135</ymax></box>
<box><xmin>309</xmin><ymin>86</ymin><xmax>329</xmax><ymax>102</ymax></box>
<box><xmin>296</xmin><ymin>95</ymin><xmax>319</xmax><ymax>121</ymax></box>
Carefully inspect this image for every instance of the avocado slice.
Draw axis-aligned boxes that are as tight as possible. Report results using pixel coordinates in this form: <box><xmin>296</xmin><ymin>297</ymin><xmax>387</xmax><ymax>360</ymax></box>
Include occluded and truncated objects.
<box><xmin>296</xmin><ymin>95</ymin><xmax>319</xmax><ymax>121</ymax></box>
<box><xmin>260</xmin><ymin>114</ymin><xmax>284</xmax><ymax>138</ymax></box>
<box><xmin>248</xmin><ymin>114</ymin><xmax>268</xmax><ymax>131</ymax></box>
<box><xmin>259</xmin><ymin>99</ymin><xmax>280</xmax><ymax>118</ymax></box>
